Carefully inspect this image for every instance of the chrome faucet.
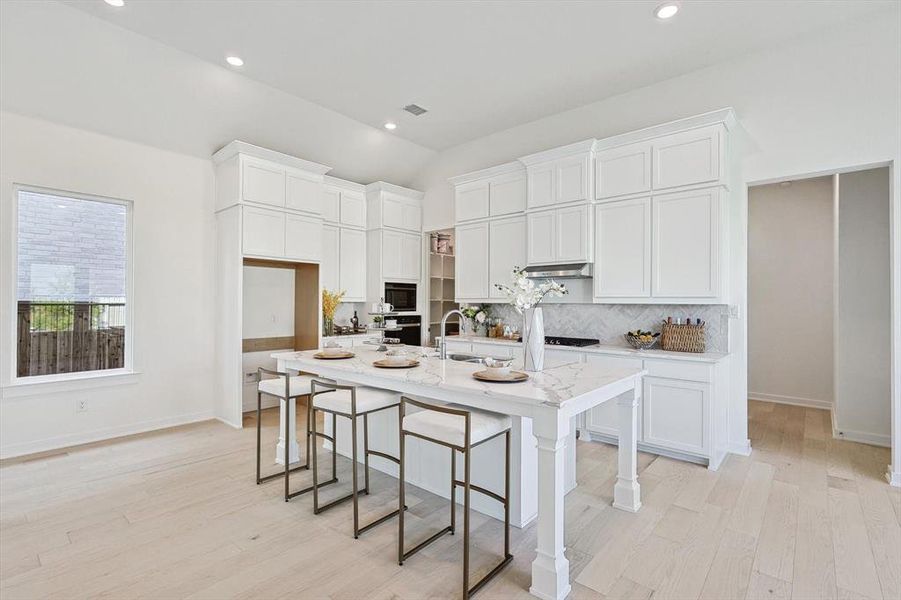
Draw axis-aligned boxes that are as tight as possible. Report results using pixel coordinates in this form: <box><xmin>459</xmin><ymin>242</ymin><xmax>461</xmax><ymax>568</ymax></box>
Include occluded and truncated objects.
<box><xmin>439</xmin><ymin>309</ymin><xmax>467</xmax><ymax>359</ymax></box>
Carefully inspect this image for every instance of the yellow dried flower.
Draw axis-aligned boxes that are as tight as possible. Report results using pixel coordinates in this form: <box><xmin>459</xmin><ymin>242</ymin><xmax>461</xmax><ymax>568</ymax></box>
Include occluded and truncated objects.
<box><xmin>322</xmin><ymin>289</ymin><xmax>345</xmax><ymax>319</ymax></box>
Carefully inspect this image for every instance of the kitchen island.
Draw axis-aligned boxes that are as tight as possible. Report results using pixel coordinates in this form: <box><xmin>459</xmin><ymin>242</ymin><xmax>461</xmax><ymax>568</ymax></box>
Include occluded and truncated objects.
<box><xmin>272</xmin><ymin>346</ymin><xmax>645</xmax><ymax>600</ymax></box>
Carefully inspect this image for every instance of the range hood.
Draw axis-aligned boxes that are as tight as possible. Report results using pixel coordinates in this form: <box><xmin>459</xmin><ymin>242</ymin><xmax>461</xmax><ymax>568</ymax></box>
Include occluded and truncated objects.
<box><xmin>522</xmin><ymin>263</ymin><xmax>592</xmax><ymax>279</ymax></box>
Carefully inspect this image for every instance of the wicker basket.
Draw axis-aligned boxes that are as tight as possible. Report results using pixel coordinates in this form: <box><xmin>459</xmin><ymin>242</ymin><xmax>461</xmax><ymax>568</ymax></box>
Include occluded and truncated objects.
<box><xmin>661</xmin><ymin>322</ymin><xmax>706</xmax><ymax>353</ymax></box>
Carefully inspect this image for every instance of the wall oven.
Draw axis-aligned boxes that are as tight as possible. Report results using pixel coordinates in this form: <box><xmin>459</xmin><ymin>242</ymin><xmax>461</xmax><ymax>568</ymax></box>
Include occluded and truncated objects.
<box><xmin>384</xmin><ymin>282</ymin><xmax>417</xmax><ymax>312</ymax></box>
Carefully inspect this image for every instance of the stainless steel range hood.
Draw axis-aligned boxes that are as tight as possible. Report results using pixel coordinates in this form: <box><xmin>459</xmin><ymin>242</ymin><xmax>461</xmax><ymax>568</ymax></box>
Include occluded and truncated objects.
<box><xmin>522</xmin><ymin>263</ymin><xmax>593</xmax><ymax>279</ymax></box>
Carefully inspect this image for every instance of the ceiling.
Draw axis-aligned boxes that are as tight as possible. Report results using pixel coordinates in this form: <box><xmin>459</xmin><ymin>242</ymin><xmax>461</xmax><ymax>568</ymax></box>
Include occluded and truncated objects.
<box><xmin>65</xmin><ymin>0</ymin><xmax>895</xmax><ymax>151</ymax></box>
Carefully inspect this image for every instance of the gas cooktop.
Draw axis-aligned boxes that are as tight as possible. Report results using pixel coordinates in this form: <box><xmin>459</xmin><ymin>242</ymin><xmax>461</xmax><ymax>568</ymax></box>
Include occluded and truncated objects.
<box><xmin>544</xmin><ymin>336</ymin><xmax>600</xmax><ymax>347</ymax></box>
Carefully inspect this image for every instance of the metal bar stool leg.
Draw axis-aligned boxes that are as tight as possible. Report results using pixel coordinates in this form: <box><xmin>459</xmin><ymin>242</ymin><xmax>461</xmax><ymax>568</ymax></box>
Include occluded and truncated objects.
<box><xmin>463</xmin><ymin>423</ymin><xmax>471</xmax><ymax>598</ymax></box>
<box><xmin>450</xmin><ymin>448</ymin><xmax>456</xmax><ymax>534</ymax></box>
<box><xmin>256</xmin><ymin>391</ymin><xmax>262</xmax><ymax>484</ymax></box>
<box><xmin>398</xmin><ymin>408</ymin><xmax>406</xmax><ymax>565</ymax></box>
<box><xmin>363</xmin><ymin>413</ymin><xmax>371</xmax><ymax>495</ymax></box>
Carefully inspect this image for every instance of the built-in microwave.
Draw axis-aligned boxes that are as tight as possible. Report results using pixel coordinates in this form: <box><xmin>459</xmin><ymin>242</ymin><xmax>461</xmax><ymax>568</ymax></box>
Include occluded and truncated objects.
<box><xmin>384</xmin><ymin>282</ymin><xmax>417</xmax><ymax>312</ymax></box>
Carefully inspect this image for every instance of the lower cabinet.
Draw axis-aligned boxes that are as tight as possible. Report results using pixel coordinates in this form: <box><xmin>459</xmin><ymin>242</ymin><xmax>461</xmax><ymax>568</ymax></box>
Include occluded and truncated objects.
<box><xmin>585</xmin><ymin>355</ymin><xmax>644</xmax><ymax>438</ymax></box>
<box><xmin>642</xmin><ymin>376</ymin><xmax>709</xmax><ymax>456</ymax></box>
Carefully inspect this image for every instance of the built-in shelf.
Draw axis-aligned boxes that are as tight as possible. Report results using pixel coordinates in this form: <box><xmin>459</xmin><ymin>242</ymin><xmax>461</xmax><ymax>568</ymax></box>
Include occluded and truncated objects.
<box><xmin>428</xmin><ymin>250</ymin><xmax>457</xmax><ymax>342</ymax></box>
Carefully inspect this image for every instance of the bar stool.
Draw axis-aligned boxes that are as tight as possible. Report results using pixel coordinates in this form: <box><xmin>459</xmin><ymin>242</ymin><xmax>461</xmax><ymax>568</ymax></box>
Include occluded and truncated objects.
<box><xmin>398</xmin><ymin>396</ymin><xmax>513</xmax><ymax>599</ymax></box>
<box><xmin>256</xmin><ymin>367</ymin><xmax>337</xmax><ymax>502</ymax></box>
<box><xmin>310</xmin><ymin>379</ymin><xmax>404</xmax><ymax>538</ymax></box>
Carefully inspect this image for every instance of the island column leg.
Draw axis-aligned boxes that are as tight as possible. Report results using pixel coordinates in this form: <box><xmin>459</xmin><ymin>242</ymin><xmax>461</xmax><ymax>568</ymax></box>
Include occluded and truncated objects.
<box><xmin>529</xmin><ymin>406</ymin><xmax>571</xmax><ymax>600</ymax></box>
<box><xmin>613</xmin><ymin>380</ymin><xmax>642</xmax><ymax>512</ymax></box>
<box><xmin>273</xmin><ymin>359</ymin><xmax>300</xmax><ymax>465</ymax></box>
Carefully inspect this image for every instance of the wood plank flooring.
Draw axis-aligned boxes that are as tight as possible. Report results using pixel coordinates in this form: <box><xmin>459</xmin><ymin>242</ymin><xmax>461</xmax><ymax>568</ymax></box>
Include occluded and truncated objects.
<box><xmin>0</xmin><ymin>400</ymin><xmax>897</xmax><ymax>599</ymax></box>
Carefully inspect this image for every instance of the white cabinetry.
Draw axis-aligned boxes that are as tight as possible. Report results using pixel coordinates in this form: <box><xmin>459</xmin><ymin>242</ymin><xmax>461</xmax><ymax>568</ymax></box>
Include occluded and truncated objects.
<box><xmin>285</xmin><ymin>213</ymin><xmax>322</xmax><ymax>261</ymax></box>
<box><xmin>369</xmin><ymin>187</ymin><xmax>422</xmax><ymax>232</ymax></box>
<box><xmin>455</xmin><ymin>222</ymin><xmax>489</xmax><ymax>301</ymax></box>
<box><xmin>642</xmin><ymin>377</ymin><xmax>709</xmax><ymax>455</ymax></box>
<box><xmin>321</xmin><ymin>225</ymin><xmax>340</xmax><ymax>292</ymax></box>
<box><xmin>490</xmin><ymin>172</ymin><xmax>527</xmax><ymax>216</ymax></box>
<box><xmin>286</xmin><ymin>169</ymin><xmax>322</xmax><ymax>215</ymax></box>
<box><xmin>339</xmin><ymin>228</ymin><xmax>366</xmax><ymax>301</ymax></box>
<box><xmin>652</xmin><ymin>188</ymin><xmax>720</xmax><ymax>298</ymax></box>
<box><xmin>594</xmin><ymin>199</ymin><xmax>651</xmax><ymax>298</ymax></box>
<box><xmin>455</xmin><ymin>181</ymin><xmax>490</xmax><ymax>222</ymax></box>
<box><xmin>520</xmin><ymin>141</ymin><xmax>593</xmax><ymax>209</ymax></box>
<box><xmin>450</xmin><ymin>163</ymin><xmax>527</xmax><ymax>222</ymax></box>
<box><xmin>489</xmin><ymin>216</ymin><xmax>526</xmax><ymax>299</ymax></box>
<box><xmin>595</xmin><ymin>142</ymin><xmax>652</xmax><ymax>200</ymax></box>
<box><xmin>339</xmin><ymin>190</ymin><xmax>366</xmax><ymax>228</ymax></box>
<box><xmin>242</xmin><ymin>158</ymin><xmax>286</xmax><ymax>208</ymax></box>
<box><xmin>585</xmin><ymin>355</ymin><xmax>644</xmax><ymax>438</ymax></box>
<box><xmin>322</xmin><ymin>186</ymin><xmax>341</xmax><ymax>223</ymax></box>
<box><xmin>527</xmin><ymin>205</ymin><xmax>590</xmax><ymax>265</ymax></box>
<box><xmin>243</xmin><ymin>206</ymin><xmax>285</xmax><ymax>257</ymax></box>
<box><xmin>652</xmin><ymin>125</ymin><xmax>723</xmax><ymax>191</ymax></box>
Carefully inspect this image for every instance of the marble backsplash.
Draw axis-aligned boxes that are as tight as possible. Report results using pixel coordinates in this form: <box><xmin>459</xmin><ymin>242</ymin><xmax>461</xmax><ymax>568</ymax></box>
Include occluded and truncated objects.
<box><xmin>483</xmin><ymin>303</ymin><xmax>730</xmax><ymax>353</ymax></box>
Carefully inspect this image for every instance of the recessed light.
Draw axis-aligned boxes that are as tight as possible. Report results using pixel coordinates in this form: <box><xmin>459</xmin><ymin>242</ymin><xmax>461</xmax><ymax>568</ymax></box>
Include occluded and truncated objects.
<box><xmin>384</xmin><ymin>122</ymin><xmax>397</xmax><ymax>130</ymax></box>
<box><xmin>56</xmin><ymin>204</ymin><xmax>67</xmax><ymax>209</ymax></box>
<box><xmin>104</xmin><ymin>0</ymin><xmax>125</xmax><ymax>7</ymax></box>
<box><xmin>654</xmin><ymin>2</ymin><xmax>680</xmax><ymax>19</ymax></box>
<box><xmin>226</xmin><ymin>56</ymin><xmax>244</xmax><ymax>67</ymax></box>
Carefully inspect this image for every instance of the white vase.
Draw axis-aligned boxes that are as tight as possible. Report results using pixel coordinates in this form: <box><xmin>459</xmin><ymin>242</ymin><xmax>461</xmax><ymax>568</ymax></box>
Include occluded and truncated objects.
<box><xmin>522</xmin><ymin>307</ymin><xmax>544</xmax><ymax>372</ymax></box>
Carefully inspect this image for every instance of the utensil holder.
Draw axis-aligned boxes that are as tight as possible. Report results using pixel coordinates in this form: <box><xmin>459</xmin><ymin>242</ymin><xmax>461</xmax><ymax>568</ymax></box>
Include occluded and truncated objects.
<box><xmin>661</xmin><ymin>322</ymin><xmax>706</xmax><ymax>353</ymax></box>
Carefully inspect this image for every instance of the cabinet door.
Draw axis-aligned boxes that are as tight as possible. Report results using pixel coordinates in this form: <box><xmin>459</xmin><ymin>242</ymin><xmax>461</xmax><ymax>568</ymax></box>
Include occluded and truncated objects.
<box><xmin>585</xmin><ymin>355</ymin><xmax>645</xmax><ymax>439</ymax></box>
<box><xmin>242</xmin><ymin>159</ymin><xmax>285</xmax><ymax>207</ymax></box>
<box><xmin>242</xmin><ymin>206</ymin><xmax>285</xmax><ymax>257</ymax></box>
<box><xmin>382</xmin><ymin>195</ymin><xmax>405</xmax><ymax>229</ymax></box>
<box><xmin>596</xmin><ymin>142</ymin><xmax>652</xmax><ymax>200</ymax></box>
<box><xmin>489</xmin><ymin>172</ymin><xmax>526</xmax><ymax>216</ymax></box>
<box><xmin>489</xmin><ymin>216</ymin><xmax>526</xmax><ymax>298</ymax></box>
<box><xmin>652</xmin><ymin>125</ymin><xmax>722</xmax><ymax>190</ymax></box>
<box><xmin>527</xmin><ymin>164</ymin><xmax>555</xmax><ymax>209</ymax></box>
<box><xmin>320</xmin><ymin>225</ymin><xmax>340</xmax><ymax>292</ymax></box>
<box><xmin>401</xmin><ymin>233</ymin><xmax>421</xmax><ymax>281</ymax></box>
<box><xmin>381</xmin><ymin>230</ymin><xmax>404</xmax><ymax>279</ymax></box>
<box><xmin>527</xmin><ymin>210</ymin><xmax>556</xmax><ymax>265</ymax></box>
<box><xmin>652</xmin><ymin>188</ymin><xmax>719</xmax><ymax>298</ymax></box>
<box><xmin>555</xmin><ymin>204</ymin><xmax>590</xmax><ymax>262</ymax></box>
<box><xmin>455</xmin><ymin>222</ymin><xmax>489</xmax><ymax>300</ymax></box>
<box><xmin>285</xmin><ymin>170</ymin><xmax>321</xmax><ymax>215</ymax></box>
<box><xmin>642</xmin><ymin>377</ymin><xmax>709</xmax><ymax>455</ymax></box>
<box><xmin>285</xmin><ymin>214</ymin><xmax>322</xmax><ymax>261</ymax></box>
<box><xmin>339</xmin><ymin>228</ymin><xmax>366</xmax><ymax>300</ymax></box>
<box><xmin>455</xmin><ymin>181</ymin><xmax>490</xmax><ymax>222</ymax></box>
<box><xmin>555</xmin><ymin>154</ymin><xmax>590</xmax><ymax>204</ymax></box>
<box><xmin>321</xmin><ymin>186</ymin><xmax>340</xmax><ymax>223</ymax></box>
<box><xmin>339</xmin><ymin>191</ymin><xmax>366</xmax><ymax>228</ymax></box>
<box><xmin>402</xmin><ymin>203</ymin><xmax>421</xmax><ymax>232</ymax></box>
<box><xmin>594</xmin><ymin>199</ymin><xmax>651</xmax><ymax>298</ymax></box>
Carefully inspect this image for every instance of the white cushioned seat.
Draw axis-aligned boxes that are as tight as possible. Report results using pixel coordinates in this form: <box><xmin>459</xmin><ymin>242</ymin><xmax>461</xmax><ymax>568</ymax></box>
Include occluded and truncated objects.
<box><xmin>403</xmin><ymin>404</ymin><xmax>511</xmax><ymax>448</ymax></box>
<box><xmin>313</xmin><ymin>387</ymin><xmax>400</xmax><ymax>415</ymax></box>
<box><xmin>258</xmin><ymin>375</ymin><xmax>315</xmax><ymax>398</ymax></box>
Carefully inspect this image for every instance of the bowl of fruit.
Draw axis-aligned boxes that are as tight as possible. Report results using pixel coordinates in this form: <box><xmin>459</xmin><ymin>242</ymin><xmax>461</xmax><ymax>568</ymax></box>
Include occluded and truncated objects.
<box><xmin>625</xmin><ymin>330</ymin><xmax>660</xmax><ymax>351</ymax></box>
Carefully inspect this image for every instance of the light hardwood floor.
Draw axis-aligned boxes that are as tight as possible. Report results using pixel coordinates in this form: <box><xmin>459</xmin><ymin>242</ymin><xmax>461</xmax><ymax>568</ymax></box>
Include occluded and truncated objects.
<box><xmin>1</xmin><ymin>400</ymin><xmax>898</xmax><ymax>599</ymax></box>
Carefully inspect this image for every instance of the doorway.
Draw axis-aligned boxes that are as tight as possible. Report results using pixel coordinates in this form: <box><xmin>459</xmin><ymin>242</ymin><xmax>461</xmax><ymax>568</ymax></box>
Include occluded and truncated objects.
<box><xmin>747</xmin><ymin>167</ymin><xmax>892</xmax><ymax>472</ymax></box>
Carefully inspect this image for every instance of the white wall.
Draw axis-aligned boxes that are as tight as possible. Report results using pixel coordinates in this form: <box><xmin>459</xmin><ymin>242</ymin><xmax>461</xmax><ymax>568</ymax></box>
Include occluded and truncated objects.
<box><xmin>413</xmin><ymin>8</ymin><xmax>901</xmax><ymax>463</ymax></box>
<box><xmin>0</xmin><ymin>111</ymin><xmax>217</xmax><ymax>458</ymax></box>
<box><xmin>748</xmin><ymin>178</ymin><xmax>834</xmax><ymax>408</ymax></box>
<box><xmin>836</xmin><ymin>168</ymin><xmax>892</xmax><ymax>446</ymax></box>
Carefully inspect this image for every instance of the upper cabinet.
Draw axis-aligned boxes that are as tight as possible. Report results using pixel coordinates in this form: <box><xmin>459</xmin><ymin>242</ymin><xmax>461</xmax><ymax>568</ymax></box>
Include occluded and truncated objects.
<box><xmin>489</xmin><ymin>216</ymin><xmax>526</xmax><ymax>298</ymax></box>
<box><xmin>242</xmin><ymin>158</ymin><xmax>286</xmax><ymax>208</ymax></box>
<box><xmin>339</xmin><ymin>228</ymin><xmax>367</xmax><ymax>301</ymax></box>
<box><xmin>323</xmin><ymin>177</ymin><xmax>367</xmax><ymax>228</ymax></box>
<box><xmin>455</xmin><ymin>222</ymin><xmax>490</xmax><ymax>301</ymax></box>
<box><xmin>595</xmin><ymin>142</ymin><xmax>652</xmax><ymax>200</ymax></box>
<box><xmin>367</xmin><ymin>182</ymin><xmax>423</xmax><ymax>233</ymax></box>
<box><xmin>450</xmin><ymin>162</ymin><xmax>527</xmax><ymax>222</ymax></box>
<box><xmin>652</xmin><ymin>125</ymin><xmax>723</xmax><ymax>191</ymax></box>
<box><xmin>594</xmin><ymin>198</ymin><xmax>651</xmax><ymax>298</ymax></box>
<box><xmin>286</xmin><ymin>168</ymin><xmax>323</xmax><ymax>215</ymax></box>
<box><xmin>519</xmin><ymin>140</ymin><xmax>594</xmax><ymax>209</ymax></box>
<box><xmin>526</xmin><ymin>205</ymin><xmax>591</xmax><ymax>266</ymax></box>
<box><xmin>652</xmin><ymin>188</ymin><xmax>720</xmax><ymax>298</ymax></box>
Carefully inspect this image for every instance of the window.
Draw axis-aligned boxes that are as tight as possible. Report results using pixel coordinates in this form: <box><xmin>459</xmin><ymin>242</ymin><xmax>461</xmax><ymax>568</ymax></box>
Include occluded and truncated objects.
<box><xmin>15</xmin><ymin>187</ymin><xmax>131</xmax><ymax>379</ymax></box>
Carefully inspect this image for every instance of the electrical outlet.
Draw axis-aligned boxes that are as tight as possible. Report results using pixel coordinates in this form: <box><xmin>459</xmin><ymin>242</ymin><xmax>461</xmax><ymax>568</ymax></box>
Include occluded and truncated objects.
<box><xmin>76</xmin><ymin>399</ymin><xmax>88</xmax><ymax>413</ymax></box>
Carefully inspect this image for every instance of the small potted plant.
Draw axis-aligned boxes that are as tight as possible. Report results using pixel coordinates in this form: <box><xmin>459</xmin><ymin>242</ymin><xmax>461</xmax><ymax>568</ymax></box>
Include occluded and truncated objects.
<box><xmin>461</xmin><ymin>305</ymin><xmax>489</xmax><ymax>335</ymax></box>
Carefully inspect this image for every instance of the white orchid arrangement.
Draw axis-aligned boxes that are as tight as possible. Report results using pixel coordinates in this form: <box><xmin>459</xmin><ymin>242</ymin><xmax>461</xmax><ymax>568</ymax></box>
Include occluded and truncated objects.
<box><xmin>494</xmin><ymin>266</ymin><xmax>568</xmax><ymax>313</ymax></box>
<box><xmin>460</xmin><ymin>304</ymin><xmax>488</xmax><ymax>326</ymax></box>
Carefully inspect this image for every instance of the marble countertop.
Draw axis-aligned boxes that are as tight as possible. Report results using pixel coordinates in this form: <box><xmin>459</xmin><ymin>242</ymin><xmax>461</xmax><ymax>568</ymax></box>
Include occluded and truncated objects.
<box><xmin>272</xmin><ymin>347</ymin><xmax>644</xmax><ymax>407</ymax></box>
<box><xmin>441</xmin><ymin>334</ymin><xmax>728</xmax><ymax>363</ymax></box>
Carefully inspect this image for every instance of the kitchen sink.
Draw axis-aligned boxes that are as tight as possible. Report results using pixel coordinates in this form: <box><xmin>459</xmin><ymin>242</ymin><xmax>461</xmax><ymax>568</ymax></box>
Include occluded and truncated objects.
<box><xmin>448</xmin><ymin>353</ymin><xmax>486</xmax><ymax>364</ymax></box>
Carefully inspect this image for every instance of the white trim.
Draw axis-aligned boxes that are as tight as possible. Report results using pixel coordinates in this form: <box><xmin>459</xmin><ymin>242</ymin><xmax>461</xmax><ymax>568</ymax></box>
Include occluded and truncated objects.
<box><xmin>887</xmin><ymin>467</ymin><xmax>901</xmax><ymax>487</ymax></box>
<box><xmin>0</xmin><ymin>410</ymin><xmax>215</xmax><ymax>460</ymax></box>
<box><xmin>215</xmin><ymin>416</ymin><xmax>242</xmax><ymax>430</ymax></box>
<box><xmin>726</xmin><ymin>439</ymin><xmax>752</xmax><ymax>456</ymax></box>
<box><xmin>748</xmin><ymin>392</ymin><xmax>832</xmax><ymax>410</ymax></box>
<box><xmin>517</xmin><ymin>139</ymin><xmax>596</xmax><ymax>167</ymax></box>
<box><xmin>7</xmin><ymin>184</ymin><xmax>135</xmax><ymax>387</ymax></box>
<box><xmin>323</xmin><ymin>175</ymin><xmax>366</xmax><ymax>193</ymax></box>
<box><xmin>833</xmin><ymin>428</ymin><xmax>892</xmax><ymax>448</ymax></box>
<box><xmin>591</xmin><ymin>107</ymin><xmax>737</xmax><ymax>153</ymax></box>
<box><xmin>447</xmin><ymin>160</ymin><xmax>525</xmax><ymax>186</ymax></box>
<box><xmin>212</xmin><ymin>140</ymin><xmax>332</xmax><ymax>174</ymax></box>
<box><xmin>1</xmin><ymin>369</ymin><xmax>141</xmax><ymax>399</ymax></box>
<box><xmin>364</xmin><ymin>180</ymin><xmax>425</xmax><ymax>200</ymax></box>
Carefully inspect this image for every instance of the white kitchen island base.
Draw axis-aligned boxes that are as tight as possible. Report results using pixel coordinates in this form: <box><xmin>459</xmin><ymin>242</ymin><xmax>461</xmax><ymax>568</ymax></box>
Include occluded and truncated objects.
<box><xmin>274</xmin><ymin>348</ymin><xmax>645</xmax><ymax>600</ymax></box>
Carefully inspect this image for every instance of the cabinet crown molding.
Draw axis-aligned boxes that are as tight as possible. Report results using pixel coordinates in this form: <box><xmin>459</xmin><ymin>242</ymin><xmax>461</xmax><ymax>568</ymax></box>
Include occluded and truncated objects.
<box><xmin>212</xmin><ymin>140</ymin><xmax>332</xmax><ymax>175</ymax></box>
<box><xmin>364</xmin><ymin>180</ymin><xmax>424</xmax><ymax>201</ymax></box>
<box><xmin>448</xmin><ymin>160</ymin><xmax>525</xmax><ymax>186</ymax></box>
<box><xmin>323</xmin><ymin>175</ymin><xmax>366</xmax><ymax>193</ymax></box>
<box><xmin>592</xmin><ymin>107</ymin><xmax>737</xmax><ymax>153</ymax></box>
<box><xmin>517</xmin><ymin>139</ymin><xmax>596</xmax><ymax>167</ymax></box>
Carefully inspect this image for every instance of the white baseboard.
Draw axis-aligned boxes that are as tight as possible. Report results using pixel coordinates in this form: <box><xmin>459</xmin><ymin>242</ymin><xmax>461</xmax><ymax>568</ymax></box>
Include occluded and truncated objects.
<box><xmin>833</xmin><ymin>428</ymin><xmax>892</xmax><ymax>448</ymax></box>
<box><xmin>0</xmin><ymin>410</ymin><xmax>216</xmax><ymax>460</ymax></box>
<box><xmin>748</xmin><ymin>392</ymin><xmax>832</xmax><ymax>410</ymax></box>
<box><xmin>887</xmin><ymin>467</ymin><xmax>901</xmax><ymax>487</ymax></box>
<box><xmin>726</xmin><ymin>439</ymin><xmax>753</xmax><ymax>456</ymax></box>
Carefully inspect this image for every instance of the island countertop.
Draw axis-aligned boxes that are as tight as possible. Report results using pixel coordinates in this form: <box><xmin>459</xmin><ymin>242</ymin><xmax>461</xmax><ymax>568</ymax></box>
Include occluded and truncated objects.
<box><xmin>272</xmin><ymin>346</ymin><xmax>645</xmax><ymax>409</ymax></box>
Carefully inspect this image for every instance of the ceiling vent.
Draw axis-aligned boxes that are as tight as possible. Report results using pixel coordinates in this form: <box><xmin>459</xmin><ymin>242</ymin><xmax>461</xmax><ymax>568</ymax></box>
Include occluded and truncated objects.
<box><xmin>403</xmin><ymin>104</ymin><xmax>428</xmax><ymax>116</ymax></box>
